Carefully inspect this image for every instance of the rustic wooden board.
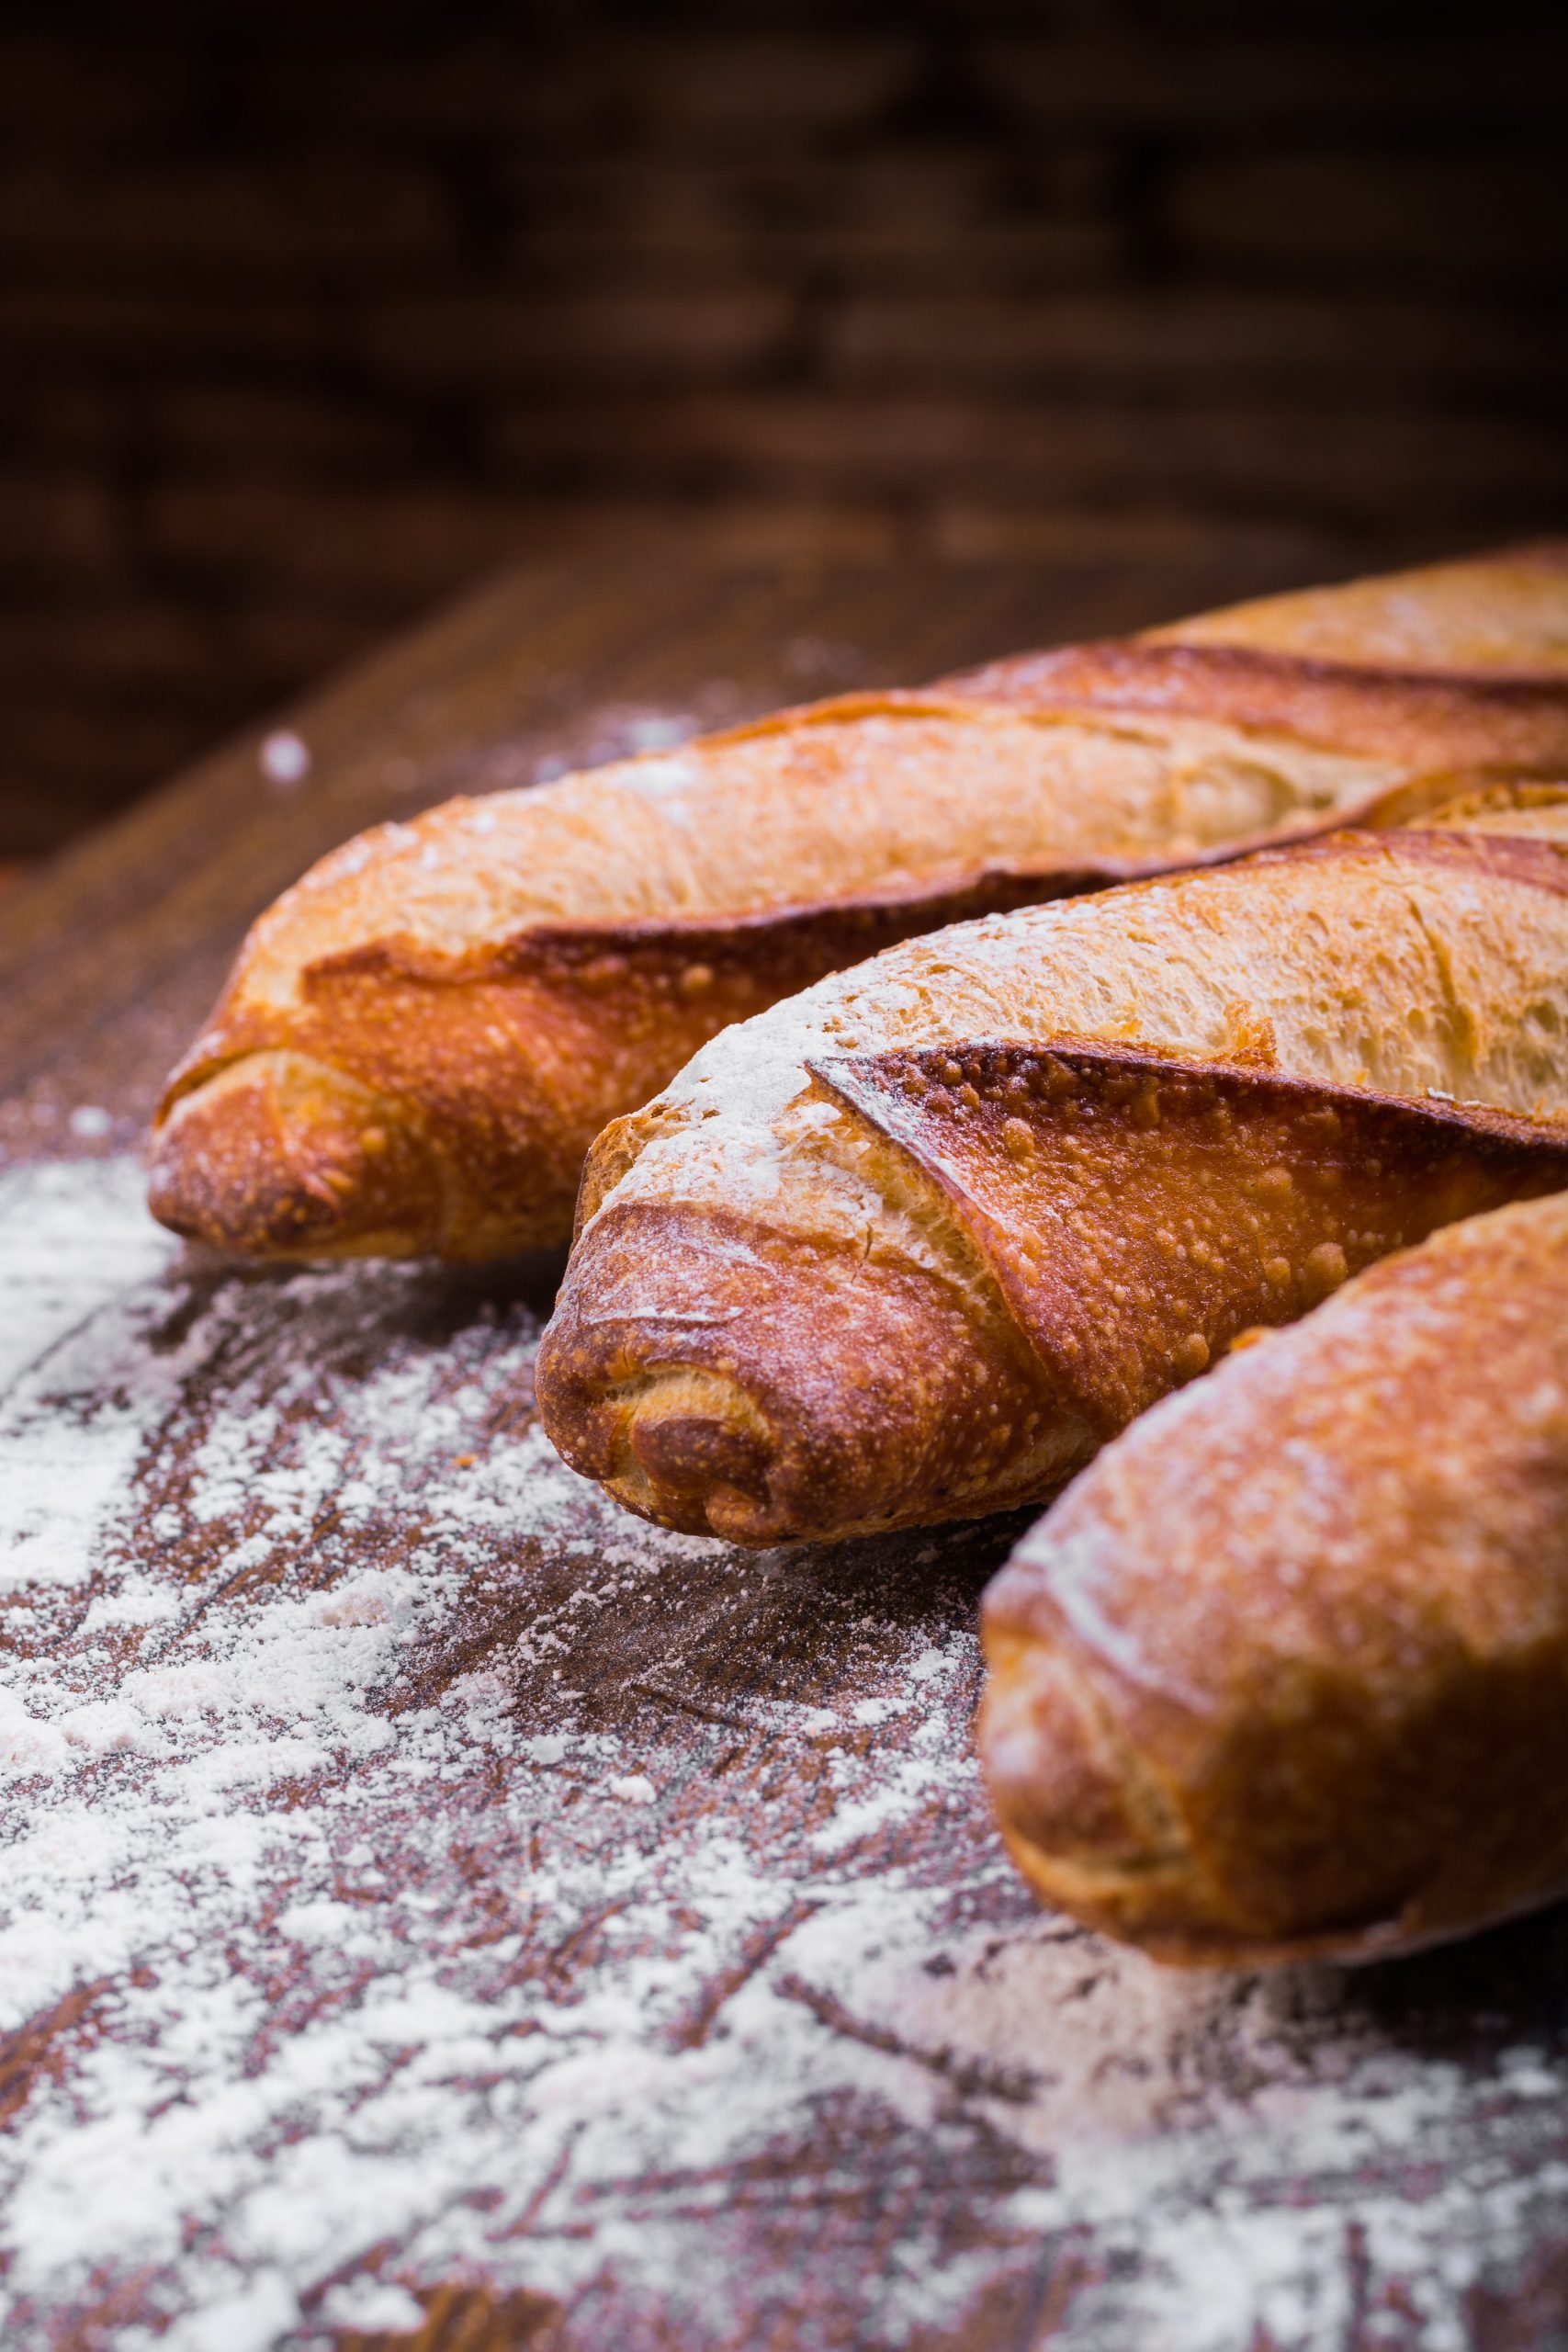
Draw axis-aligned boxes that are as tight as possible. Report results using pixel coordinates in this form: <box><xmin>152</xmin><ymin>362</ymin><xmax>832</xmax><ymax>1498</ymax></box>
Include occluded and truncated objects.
<box><xmin>3</xmin><ymin>548</ymin><xmax>1566</xmax><ymax>2352</ymax></box>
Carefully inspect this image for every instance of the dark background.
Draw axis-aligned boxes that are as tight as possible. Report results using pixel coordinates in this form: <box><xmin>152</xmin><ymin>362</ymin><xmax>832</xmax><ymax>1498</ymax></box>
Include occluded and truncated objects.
<box><xmin>4</xmin><ymin>0</ymin><xmax>1568</xmax><ymax>860</ymax></box>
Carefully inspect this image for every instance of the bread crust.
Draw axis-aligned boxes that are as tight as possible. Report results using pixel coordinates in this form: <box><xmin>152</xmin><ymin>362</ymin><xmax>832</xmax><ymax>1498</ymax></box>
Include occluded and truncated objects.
<box><xmin>152</xmin><ymin>870</ymin><xmax>1072</xmax><ymax>1258</ymax></box>
<box><xmin>535</xmin><ymin>1196</ymin><xmax>1076</xmax><ymax>1544</ymax></box>
<box><xmin>979</xmin><ymin>1189</ymin><xmax>1568</xmax><ymax>1964</ymax></box>
<box><xmin>537</xmin><ymin>829</ymin><xmax>1568</xmax><ymax>1542</ymax></box>
<box><xmin>151</xmin><ymin>548</ymin><xmax>1568</xmax><ymax>1262</ymax></box>
<box><xmin>811</xmin><ymin>1039</ymin><xmax>1568</xmax><ymax>1437</ymax></box>
<box><xmin>1145</xmin><ymin>538</ymin><xmax>1568</xmax><ymax>673</ymax></box>
<box><xmin>946</xmin><ymin>641</ymin><xmax>1568</xmax><ymax>769</ymax></box>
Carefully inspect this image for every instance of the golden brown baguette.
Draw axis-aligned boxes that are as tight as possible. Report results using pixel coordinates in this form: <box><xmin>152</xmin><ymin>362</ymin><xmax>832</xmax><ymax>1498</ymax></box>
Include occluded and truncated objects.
<box><xmin>149</xmin><ymin>544</ymin><xmax>1568</xmax><ymax>1261</ymax></box>
<box><xmin>536</xmin><ymin>829</ymin><xmax>1568</xmax><ymax>1544</ymax></box>
<box><xmin>1372</xmin><ymin>771</ymin><xmax>1568</xmax><ymax>841</ymax></box>
<box><xmin>979</xmin><ymin>1189</ymin><xmax>1568</xmax><ymax>1965</ymax></box>
<box><xmin>1145</xmin><ymin>540</ymin><xmax>1568</xmax><ymax>670</ymax></box>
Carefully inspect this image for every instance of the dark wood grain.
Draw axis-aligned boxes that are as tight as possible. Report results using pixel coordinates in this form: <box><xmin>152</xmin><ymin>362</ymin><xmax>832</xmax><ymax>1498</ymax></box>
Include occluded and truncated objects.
<box><xmin>3</xmin><ymin>547</ymin><xmax>1566</xmax><ymax>2352</ymax></box>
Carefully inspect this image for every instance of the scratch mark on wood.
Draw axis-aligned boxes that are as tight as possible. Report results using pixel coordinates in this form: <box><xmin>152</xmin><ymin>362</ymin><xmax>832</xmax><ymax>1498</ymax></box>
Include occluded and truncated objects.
<box><xmin>627</xmin><ymin>1680</ymin><xmax>753</xmax><ymax>1734</ymax></box>
<box><xmin>668</xmin><ymin>1900</ymin><xmax>824</xmax><ymax>2052</ymax></box>
<box><xmin>0</xmin><ymin>1978</ymin><xmax>113</xmax><ymax>2128</ymax></box>
<box><xmin>775</xmin><ymin>1973</ymin><xmax>1040</xmax><ymax>2106</ymax></box>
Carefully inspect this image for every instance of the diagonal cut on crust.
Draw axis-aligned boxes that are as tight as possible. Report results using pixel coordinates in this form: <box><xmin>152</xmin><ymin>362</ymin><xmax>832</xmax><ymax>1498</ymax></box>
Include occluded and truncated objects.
<box><xmin>149</xmin><ymin>544</ymin><xmax>1568</xmax><ymax>1263</ymax></box>
<box><xmin>809</xmin><ymin>1041</ymin><xmax>1568</xmax><ymax>1437</ymax></box>
<box><xmin>944</xmin><ymin>639</ymin><xmax>1568</xmax><ymax>767</ymax></box>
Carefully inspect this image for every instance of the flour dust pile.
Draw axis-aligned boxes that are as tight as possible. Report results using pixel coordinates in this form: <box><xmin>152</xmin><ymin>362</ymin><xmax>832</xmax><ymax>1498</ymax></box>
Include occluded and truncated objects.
<box><xmin>2</xmin><ymin>1159</ymin><xmax>1566</xmax><ymax>2351</ymax></box>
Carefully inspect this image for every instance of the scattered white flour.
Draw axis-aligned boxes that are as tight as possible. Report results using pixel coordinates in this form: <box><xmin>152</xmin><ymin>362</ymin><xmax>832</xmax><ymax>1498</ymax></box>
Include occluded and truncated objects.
<box><xmin>0</xmin><ymin>1158</ymin><xmax>175</xmax><ymax>1388</ymax></box>
<box><xmin>1</xmin><ymin>1159</ymin><xmax>1565</xmax><ymax>2351</ymax></box>
<box><xmin>607</xmin><ymin>1771</ymin><xmax>658</xmax><ymax>1805</ymax></box>
<box><xmin>260</xmin><ymin>729</ymin><xmax>311</xmax><ymax>787</ymax></box>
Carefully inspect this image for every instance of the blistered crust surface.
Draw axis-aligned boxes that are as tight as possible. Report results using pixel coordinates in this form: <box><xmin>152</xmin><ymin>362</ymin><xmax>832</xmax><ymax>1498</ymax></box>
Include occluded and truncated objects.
<box><xmin>151</xmin><ymin>547</ymin><xmax>1568</xmax><ymax>1268</ymax></box>
<box><xmin>152</xmin><ymin>546</ymin><xmax>1568</xmax><ymax>1265</ymax></box>
<box><xmin>152</xmin><ymin>888</ymin><xmax>1066</xmax><ymax>1259</ymax></box>
<box><xmin>584</xmin><ymin>831</ymin><xmax>1568</xmax><ymax>1253</ymax></box>
<box><xmin>535</xmin><ymin>1192</ymin><xmax>1076</xmax><ymax>1545</ymax></box>
<box><xmin>544</xmin><ymin>833</ymin><xmax>1568</xmax><ymax>1542</ymax></box>
<box><xmin>813</xmin><ymin>1041</ymin><xmax>1568</xmax><ymax>1433</ymax></box>
<box><xmin>982</xmin><ymin>1189</ymin><xmax>1568</xmax><ymax>1962</ymax></box>
<box><xmin>152</xmin><ymin>691</ymin><xmax>1411</xmax><ymax>1259</ymax></box>
<box><xmin>223</xmin><ymin>696</ymin><xmax>1403</xmax><ymax>1014</ymax></box>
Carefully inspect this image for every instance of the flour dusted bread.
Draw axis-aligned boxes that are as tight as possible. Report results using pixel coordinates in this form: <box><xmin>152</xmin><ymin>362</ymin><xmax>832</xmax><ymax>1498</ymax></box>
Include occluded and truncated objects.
<box><xmin>149</xmin><ymin>545</ymin><xmax>1568</xmax><ymax>1261</ymax></box>
<box><xmin>536</xmin><ymin>829</ymin><xmax>1568</xmax><ymax>1544</ymax></box>
<box><xmin>980</xmin><ymin>1190</ymin><xmax>1568</xmax><ymax>1964</ymax></box>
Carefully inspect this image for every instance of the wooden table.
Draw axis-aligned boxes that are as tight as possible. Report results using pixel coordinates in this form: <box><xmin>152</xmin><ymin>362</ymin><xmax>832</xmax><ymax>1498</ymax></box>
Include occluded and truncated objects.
<box><xmin>3</xmin><ymin>546</ymin><xmax>1565</xmax><ymax>2352</ymax></box>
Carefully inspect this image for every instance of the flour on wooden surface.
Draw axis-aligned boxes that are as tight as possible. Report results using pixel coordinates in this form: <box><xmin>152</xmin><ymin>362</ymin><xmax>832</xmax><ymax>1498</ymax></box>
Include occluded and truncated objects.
<box><xmin>2</xmin><ymin>1159</ymin><xmax>1566</xmax><ymax>2352</ymax></box>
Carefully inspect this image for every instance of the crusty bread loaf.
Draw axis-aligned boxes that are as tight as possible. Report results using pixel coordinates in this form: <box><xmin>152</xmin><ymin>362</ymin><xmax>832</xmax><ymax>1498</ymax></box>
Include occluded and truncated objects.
<box><xmin>1382</xmin><ymin>773</ymin><xmax>1568</xmax><ymax>841</ymax></box>
<box><xmin>536</xmin><ymin>828</ymin><xmax>1568</xmax><ymax>1544</ymax></box>
<box><xmin>953</xmin><ymin>540</ymin><xmax>1568</xmax><ymax>754</ymax></box>
<box><xmin>1145</xmin><ymin>540</ymin><xmax>1568</xmax><ymax>672</ymax></box>
<box><xmin>149</xmin><ymin>545</ymin><xmax>1568</xmax><ymax>1261</ymax></box>
<box><xmin>979</xmin><ymin>1189</ymin><xmax>1568</xmax><ymax>1965</ymax></box>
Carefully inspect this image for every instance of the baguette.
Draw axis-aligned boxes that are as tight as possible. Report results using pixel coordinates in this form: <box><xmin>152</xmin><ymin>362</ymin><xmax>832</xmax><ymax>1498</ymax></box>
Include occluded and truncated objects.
<box><xmin>536</xmin><ymin>827</ymin><xmax>1568</xmax><ymax>1544</ymax></box>
<box><xmin>979</xmin><ymin>1189</ymin><xmax>1568</xmax><ymax>1965</ymax></box>
<box><xmin>148</xmin><ymin>545</ymin><xmax>1568</xmax><ymax>1261</ymax></box>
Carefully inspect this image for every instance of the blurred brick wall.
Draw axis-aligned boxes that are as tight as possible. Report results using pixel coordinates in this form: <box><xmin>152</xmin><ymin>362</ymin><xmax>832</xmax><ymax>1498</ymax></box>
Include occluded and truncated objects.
<box><xmin>3</xmin><ymin>0</ymin><xmax>1567</xmax><ymax>853</ymax></box>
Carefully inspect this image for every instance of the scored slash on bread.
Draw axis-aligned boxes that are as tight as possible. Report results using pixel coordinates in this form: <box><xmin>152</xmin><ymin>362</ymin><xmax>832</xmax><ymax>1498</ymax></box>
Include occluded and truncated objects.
<box><xmin>945</xmin><ymin>636</ymin><xmax>1568</xmax><ymax>770</ymax></box>
<box><xmin>149</xmin><ymin>544</ymin><xmax>1568</xmax><ymax>1262</ymax></box>
<box><xmin>537</xmin><ymin>825</ymin><xmax>1568</xmax><ymax>1546</ymax></box>
<box><xmin>144</xmin><ymin>697</ymin><xmax>1405</xmax><ymax>1262</ymax></box>
<box><xmin>978</xmin><ymin>1189</ymin><xmax>1568</xmax><ymax>1966</ymax></box>
<box><xmin>809</xmin><ymin>1039</ymin><xmax>1568</xmax><ymax>1440</ymax></box>
<box><xmin>151</xmin><ymin>870</ymin><xmax>1066</xmax><ymax>1262</ymax></box>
